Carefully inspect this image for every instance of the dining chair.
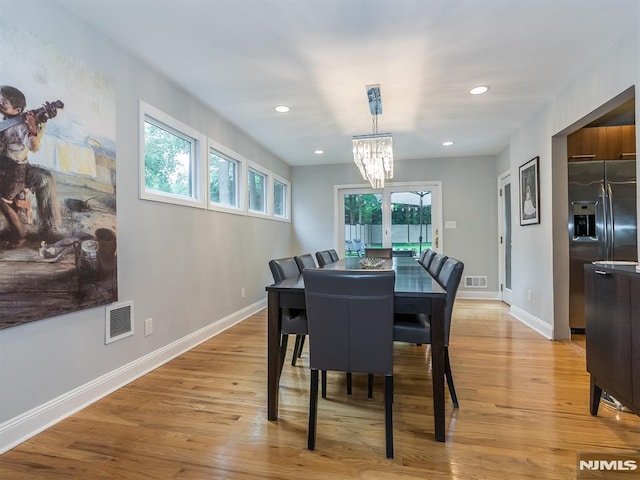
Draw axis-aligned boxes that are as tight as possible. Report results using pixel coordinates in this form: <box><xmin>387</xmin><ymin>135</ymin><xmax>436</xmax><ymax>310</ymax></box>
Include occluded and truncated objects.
<box><xmin>393</xmin><ymin>257</ymin><xmax>464</xmax><ymax>408</ymax></box>
<box><xmin>268</xmin><ymin>257</ymin><xmax>308</xmax><ymax>369</ymax></box>
<box><xmin>364</xmin><ymin>247</ymin><xmax>392</xmax><ymax>258</ymax></box>
<box><xmin>303</xmin><ymin>268</ymin><xmax>396</xmax><ymax>458</ymax></box>
<box><xmin>427</xmin><ymin>252</ymin><xmax>448</xmax><ymax>277</ymax></box>
<box><xmin>315</xmin><ymin>250</ymin><xmax>334</xmax><ymax>267</ymax></box>
<box><xmin>289</xmin><ymin>254</ymin><xmax>317</xmax><ymax>364</ymax></box>
<box><xmin>327</xmin><ymin>249</ymin><xmax>339</xmax><ymax>262</ymax></box>
<box><xmin>420</xmin><ymin>249</ymin><xmax>436</xmax><ymax>270</ymax></box>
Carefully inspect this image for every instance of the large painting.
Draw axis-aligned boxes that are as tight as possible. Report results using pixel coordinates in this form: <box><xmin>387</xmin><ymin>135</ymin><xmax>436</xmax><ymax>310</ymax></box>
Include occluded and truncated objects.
<box><xmin>0</xmin><ymin>19</ymin><xmax>117</xmax><ymax>329</ymax></box>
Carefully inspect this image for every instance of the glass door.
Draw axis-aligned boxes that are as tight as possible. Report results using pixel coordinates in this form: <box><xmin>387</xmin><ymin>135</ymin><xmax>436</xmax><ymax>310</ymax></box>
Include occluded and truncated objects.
<box><xmin>338</xmin><ymin>182</ymin><xmax>441</xmax><ymax>258</ymax></box>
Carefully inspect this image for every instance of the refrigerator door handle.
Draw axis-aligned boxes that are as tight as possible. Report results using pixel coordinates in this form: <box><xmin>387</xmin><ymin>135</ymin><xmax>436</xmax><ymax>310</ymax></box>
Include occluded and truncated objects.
<box><xmin>607</xmin><ymin>182</ymin><xmax>614</xmax><ymax>260</ymax></box>
<box><xmin>600</xmin><ymin>182</ymin><xmax>609</xmax><ymax>260</ymax></box>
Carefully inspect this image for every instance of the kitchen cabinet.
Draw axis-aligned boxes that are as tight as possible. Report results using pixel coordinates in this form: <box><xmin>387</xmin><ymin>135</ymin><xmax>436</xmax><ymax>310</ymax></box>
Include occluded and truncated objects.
<box><xmin>585</xmin><ymin>264</ymin><xmax>639</xmax><ymax>416</ymax></box>
<box><xmin>568</xmin><ymin>125</ymin><xmax>636</xmax><ymax>161</ymax></box>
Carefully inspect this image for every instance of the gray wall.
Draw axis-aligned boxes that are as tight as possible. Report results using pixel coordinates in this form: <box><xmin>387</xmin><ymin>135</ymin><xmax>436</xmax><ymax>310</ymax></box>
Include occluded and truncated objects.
<box><xmin>0</xmin><ymin>1</ymin><xmax>291</xmax><ymax>424</ymax></box>
<box><xmin>292</xmin><ymin>155</ymin><xmax>499</xmax><ymax>292</ymax></box>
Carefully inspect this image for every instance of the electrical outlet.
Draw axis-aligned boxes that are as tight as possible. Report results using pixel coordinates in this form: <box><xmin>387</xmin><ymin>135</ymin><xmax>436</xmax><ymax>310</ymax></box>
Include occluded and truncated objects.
<box><xmin>144</xmin><ymin>318</ymin><xmax>153</xmax><ymax>336</ymax></box>
<box><xmin>527</xmin><ymin>290</ymin><xmax>532</xmax><ymax>302</ymax></box>
<box><xmin>241</xmin><ymin>287</ymin><xmax>246</xmax><ymax>298</ymax></box>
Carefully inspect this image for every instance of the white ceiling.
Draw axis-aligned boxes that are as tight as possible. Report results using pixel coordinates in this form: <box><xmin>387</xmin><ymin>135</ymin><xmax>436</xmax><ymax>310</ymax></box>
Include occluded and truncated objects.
<box><xmin>56</xmin><ymin>0</ymin><xmax>638</xmax><ymax>167</ymax></box>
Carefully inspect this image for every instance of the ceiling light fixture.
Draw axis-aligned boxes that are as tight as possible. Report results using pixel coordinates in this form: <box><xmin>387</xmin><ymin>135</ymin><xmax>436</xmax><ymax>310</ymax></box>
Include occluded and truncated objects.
<box><xmin>274</xmin><ymin>105</ymin><xmax>290</xmax><ymax>113</ymax></box>
<box><xmin>314</xmin><ymin>149</ymin><xmax>324</xmax><ymax>155</ymax></box>
<box><xmin>442</xmin><ymin>141</ymin><xmax>454</xmax><ymax>146</ymax></box>
<box><xmin>352</xmin><ymin>84</ymin><xmax>393</xmax><ymax>189</ymax></box>
<box><xmin>469</xmin><ymin>85</ymin><xmax>490</xmax><ymax>95</ymax></box>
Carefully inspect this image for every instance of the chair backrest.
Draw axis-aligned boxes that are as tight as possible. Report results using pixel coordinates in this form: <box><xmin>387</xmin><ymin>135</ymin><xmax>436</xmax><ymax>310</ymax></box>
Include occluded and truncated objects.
<box><xmin>436</xmin><ymin>258</ymin><xmax>464</xmax><ymax>344</ymax></box>
<box><xmin>269</xmin><ymin>257</ymin><xmax>300</xmax><ymax>283</ymax></box>
<box><xmin>327</xmin><ymin>249</ymin><xmax>339</xmax><ymax>262</ymax></box>
<box><xmin>420</xmin><ymin>249</ymin><xmax>436</xmax><ymax>270</ymax></box>
<box><xmin>303</xmin><ymin>269</ymin><xmax>395</xmax><ymax>375</ymax></box>
<box><xmin>315</xmin><ymin>250</ymin><xmax>334</xmax><ymax>267</ymax></box>
<box><xmin>365</xmin><ymin>247</ymin><xmax>392</xmax><ymax>258</ymax></box>
<box><xmin>427</xmin><ymin>253</ymin><xmax>448</xmax><ymax>277</ymax></box>
<box><xmin>294</xmin><ymin>253</ymin><xmax>317</xmax><ymax>272</ymax></box>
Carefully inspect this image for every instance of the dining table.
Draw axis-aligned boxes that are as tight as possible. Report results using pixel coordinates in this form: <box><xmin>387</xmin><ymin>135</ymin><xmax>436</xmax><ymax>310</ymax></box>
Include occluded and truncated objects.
<box><xmin>265</xmin><ymin>256</ymin><xmax>448</xmax><ymax>442</ymax></box>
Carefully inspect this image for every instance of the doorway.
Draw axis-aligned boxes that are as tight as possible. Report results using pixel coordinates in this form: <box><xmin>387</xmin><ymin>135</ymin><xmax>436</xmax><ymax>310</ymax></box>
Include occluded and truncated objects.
<box><xmin>337</xmin><ymin>182</ymin><xmax>442</xmax><ymax>258</ymax></box>
<box><xmin>498</xmin><ymin>172</ymin><xmax>513</xmax><ymax>305</ymax></box>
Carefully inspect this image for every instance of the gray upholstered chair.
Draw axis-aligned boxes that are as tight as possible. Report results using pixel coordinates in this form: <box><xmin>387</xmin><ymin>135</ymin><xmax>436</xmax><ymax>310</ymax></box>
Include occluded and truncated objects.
<box><xmin>268</xmin><ymin>257</ymin><xmax>308</xmax><ymax>369</ymax></box>
<box><xmin>294</xmin><ymin>253</ymin><xmax>317</xmax><ymax>271</ymax></box>
<box><xmin>327</xmin><ymin>249</ymin><xmax>339</xmax><ymax>262</ymax></box>
<box><xmin>315</xmin><ymin>250</ymin><xmax>334</xmax><ymax>267</ymax></box>
<box><xmin>303</xmin><ymin>268</ymin><xmax>396</xmax><ymax>458</ymax></box>
<box><xmin>364</xmin><ymin>247</ymin><xmax>392</xmax><ymax>258</ymax></box>
<box><xmin>393</xmin><ymin>257</ymin><xmax>464</xmax><ymax>408</ymax></box>
<box><xmin>420</xmin><ymin>249</ymin><xmax>436</xmax><ymax>270</ymax></box>
<box><xmin>427</xmin><ymin>252</ymin><xmax>448</xmax><ymax>277</ymax></box>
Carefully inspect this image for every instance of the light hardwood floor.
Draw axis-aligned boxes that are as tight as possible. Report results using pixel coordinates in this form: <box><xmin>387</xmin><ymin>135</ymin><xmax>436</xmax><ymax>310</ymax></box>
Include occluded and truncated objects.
<box><xmin>1</xmin><ymin>300</ymin><xmax>639</xmax><ymax>479</ymax></box>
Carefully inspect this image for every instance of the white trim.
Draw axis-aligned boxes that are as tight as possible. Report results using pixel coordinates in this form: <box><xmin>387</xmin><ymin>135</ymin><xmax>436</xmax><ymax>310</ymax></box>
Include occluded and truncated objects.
<box><xmin>509</xmin><ymin>305</ymin><xmax>553</xmax><ymax>339</ymax></box>
<box><xmin>0</xmin><ymin>299</ymin><xmax>266</xmax><ymax>454</ymax></box>
<box><xmin>138</xmin><ymin>100</ymin><xmax>207</xmax><ymax>209</ymax></box>
<box><xmin>457</xmin><ymin>290</ymin><xmax>500</xmax><ymax>301</ymax></box>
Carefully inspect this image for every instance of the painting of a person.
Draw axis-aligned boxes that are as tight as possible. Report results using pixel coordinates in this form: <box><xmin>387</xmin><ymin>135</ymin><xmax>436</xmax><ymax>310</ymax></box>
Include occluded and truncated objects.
<box><xmin>0</xmin><ymin>85</ymin><xmax>63</xmax><ymax>248</ymax></box>
<box><xmin>523</xmin><ymin>183</ymin><xmax>536</xmax><ymax>219</ymax></box>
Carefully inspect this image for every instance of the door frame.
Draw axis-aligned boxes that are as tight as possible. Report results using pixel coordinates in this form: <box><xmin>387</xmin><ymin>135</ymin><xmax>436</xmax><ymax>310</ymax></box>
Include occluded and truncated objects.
<box><xmin>334</xmin><ymin>181</ymin><xmax>443</xmax><ymax>257</ymax></box>
<box><xmin>498</xmin><ymin>170</ymin><xmax>512</xmax><ymax>305</ymax></box>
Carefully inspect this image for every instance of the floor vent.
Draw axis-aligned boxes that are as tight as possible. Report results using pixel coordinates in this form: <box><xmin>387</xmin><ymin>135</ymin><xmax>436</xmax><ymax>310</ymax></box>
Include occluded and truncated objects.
<box><xmin>464</xmin><ymin>276</ymin><xmax>488</xmax><ymax>288</ymax></box>
<box><xmin>105</xmin><ymin>301</ymin><xmax>134</xmax><ymax>344</ymax></box>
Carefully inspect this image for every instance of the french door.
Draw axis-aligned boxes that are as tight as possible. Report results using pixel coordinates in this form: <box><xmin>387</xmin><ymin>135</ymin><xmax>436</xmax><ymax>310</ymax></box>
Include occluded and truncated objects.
<box><xmin>337</xmin><ymin>182</ymin><xmax>442</xmax><ymax>258</ymax></box>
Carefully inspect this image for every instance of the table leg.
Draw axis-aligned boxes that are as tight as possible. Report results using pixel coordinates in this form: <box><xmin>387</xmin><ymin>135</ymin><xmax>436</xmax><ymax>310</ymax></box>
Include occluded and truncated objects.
<box><xmin>430</xmin><ymin>297</ymin><xmax>446</xmax><ymax>442</ymax></box>
<box><xmin>268</xmin><ymin>290</ymin><xmax>281</xmax><ymax>420</ymax></box>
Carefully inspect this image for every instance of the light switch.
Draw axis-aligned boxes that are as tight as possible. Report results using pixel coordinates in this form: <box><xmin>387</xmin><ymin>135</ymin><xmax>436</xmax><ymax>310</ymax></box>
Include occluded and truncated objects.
<box><xmin>445</xmin><ymin>221</ymin><xmax>457</xmax><ymax>229</ymax></box>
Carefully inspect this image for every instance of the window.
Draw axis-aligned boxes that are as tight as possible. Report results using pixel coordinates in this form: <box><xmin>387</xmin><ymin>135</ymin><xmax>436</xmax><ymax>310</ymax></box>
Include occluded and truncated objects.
<box><xmin>248</xmin><ymin>167</ymin><xmax>267</xmax><ymax>214</ymax></box>
<box><xmin>273</xmin><ymin>178</ymin><xmax>289</xmax><ymax>219</ymax></box>
<box><xmin>209</xmin><ymin>148</ymin><xmax>240</xmax><ymax>209</ymax></box>
<box><xmin>139</xmin><ymin>101</ymin><xmax>206</xmax><ymax>208</ymax></box>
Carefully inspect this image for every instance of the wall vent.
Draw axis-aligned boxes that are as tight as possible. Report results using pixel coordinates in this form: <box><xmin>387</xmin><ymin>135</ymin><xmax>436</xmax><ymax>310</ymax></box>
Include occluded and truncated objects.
<box><xmin>464</xmin><ymin>276</ymin><xmax>488</xmax><ymax>288</ymax></box>
<box><xmin>105</xmin><ymin>300</ymin><xmax>134</xmax><ymax>344</ymax></box>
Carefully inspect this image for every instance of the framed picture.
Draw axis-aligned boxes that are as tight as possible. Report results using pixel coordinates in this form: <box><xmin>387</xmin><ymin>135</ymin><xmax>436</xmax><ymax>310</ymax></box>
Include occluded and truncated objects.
<box><xmin>519</xmin><ymin>156</ymin><xmax>540</xmax><ymax>225</ymax></box>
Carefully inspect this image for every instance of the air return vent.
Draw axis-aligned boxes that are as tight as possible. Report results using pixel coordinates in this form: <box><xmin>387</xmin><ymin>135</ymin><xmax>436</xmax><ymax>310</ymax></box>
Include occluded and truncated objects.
<box><xmin>464</xmin><ymin>276</ymin><xmax>488</xmax><ymax>288</ymax></box>
<box><xmin>105</xmin><ymin>301</ymin><xmax>134</xmax><ymax>344</ymax></box>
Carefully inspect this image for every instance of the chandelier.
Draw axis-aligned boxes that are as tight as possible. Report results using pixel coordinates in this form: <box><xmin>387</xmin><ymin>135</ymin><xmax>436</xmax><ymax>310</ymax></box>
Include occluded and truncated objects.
<box><xmin>352</xmin><ymin>84</ymin><xmax>393</xmax><ymax>189</ymax></box>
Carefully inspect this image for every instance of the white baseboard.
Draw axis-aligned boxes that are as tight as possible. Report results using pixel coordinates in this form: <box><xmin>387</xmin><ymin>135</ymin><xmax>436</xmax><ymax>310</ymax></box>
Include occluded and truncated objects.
<box><xmin>0</xmin><ymin>299</ymin><xmax>266</xmax><ymax>454</ymax></box>
<box><xmin>509</xmin><ymin>305</ymin><xmax>553</xmax><ymax>339</ymax></box>
<box><xmin>457</xmin><ymin>290</ymin><xmax>500</xmax><ymax>300</ymax></box>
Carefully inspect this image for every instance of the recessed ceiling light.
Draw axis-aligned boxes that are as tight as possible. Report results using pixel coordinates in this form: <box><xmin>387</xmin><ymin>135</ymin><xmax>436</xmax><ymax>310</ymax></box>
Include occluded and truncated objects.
<box><xmin>274</xmin><ymin>105</ymin><xmax>290</xmax><ymax>113</ymax></box>
<box><xmin>442</xmin><ymin>141</ymin><xmax>454</xmax><ymax>146</ymax></box>
<box><xmin>314</xmin><ymin>150</ymin><xmax>324</xmax><ymax>155</ymax></box>
<box><xmin>469</xmin><ymin>85</ymin><xmax>490</xmax><ymax>95</ymax></box>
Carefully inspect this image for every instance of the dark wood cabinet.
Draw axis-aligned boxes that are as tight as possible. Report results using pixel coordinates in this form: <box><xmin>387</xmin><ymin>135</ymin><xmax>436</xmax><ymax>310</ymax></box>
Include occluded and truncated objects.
<box><xmin>585</xmin><ymin>264</ymin><xmax>639</xmax><ymax>416</ymax></box>
<box><xmin>568</xmin><ymin>125</ymin><xmax>636</xmax><ymax>161</ymax></box>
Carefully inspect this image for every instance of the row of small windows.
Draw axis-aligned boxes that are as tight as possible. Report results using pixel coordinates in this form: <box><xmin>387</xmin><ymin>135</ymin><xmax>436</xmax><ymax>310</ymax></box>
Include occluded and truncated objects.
<box><xmin>138</xmin><ymin>100</ymin><xmax>290</xmax><ymax>220</ymax></box>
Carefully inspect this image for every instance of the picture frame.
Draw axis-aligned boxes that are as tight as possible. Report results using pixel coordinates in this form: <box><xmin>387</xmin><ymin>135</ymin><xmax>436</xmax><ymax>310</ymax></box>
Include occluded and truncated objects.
<box><xmin>519</xmin><ymin>156</ymin><xmax>540</xmax><ymax>225</ymax></box>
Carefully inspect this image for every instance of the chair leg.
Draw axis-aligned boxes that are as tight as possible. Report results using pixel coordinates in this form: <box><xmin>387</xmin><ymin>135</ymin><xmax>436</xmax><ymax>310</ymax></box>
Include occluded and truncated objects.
<box><xmin>384</xmin><ymin>375</ymin><xmax>394</xmax><ymax>459</ymax></box>
<box><xmin>321</xmin><ymin>370</ymin><xmax>327</xmax><ymax>398</ymax></box>
<box><xmin>291</xmin><ymin>335</ymin><xmax>303</xmax><ymax>366</ymax></box>
<box><xmin>279</xmin><ymin>334</ymin><xmax>289</xmax><ymax>373</ymax></box>
<box><xmin>367</xmin><ymin>373</ymin><xmax>374</xmax><ymax>399</ymax></box>
<box><xmin>445</xmin><ymin>347</ymin><xmax>459</xmax><ymax>408</ymax></box>
<box><xmin>346</xmin><ymin>372</ymin><xmax>352</xmax><ymax>396</ymax></box>
<box><xmin>308</xmin><ymin>369</ymin><xmax>318</xmax><ymax>450</ymax></box>
<box><xmin>297</xmin><ymin>336</ymin><xmax>305</xmax><ymax>358</ymax></box>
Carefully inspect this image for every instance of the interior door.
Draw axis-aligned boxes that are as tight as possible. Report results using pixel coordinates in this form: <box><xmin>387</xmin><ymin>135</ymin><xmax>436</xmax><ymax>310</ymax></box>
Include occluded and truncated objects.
<box><xmin>498</xmin><ymin>172</ymin><xmax>512</xmax><ymax>305</ymax></box>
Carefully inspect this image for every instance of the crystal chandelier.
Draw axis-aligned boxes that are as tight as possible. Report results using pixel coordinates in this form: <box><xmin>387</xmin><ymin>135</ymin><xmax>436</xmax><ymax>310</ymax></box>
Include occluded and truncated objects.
<box><xmin>353</xmin><ymin>85</ymin><xmax>393</xmax><ymax>189</ymax></box>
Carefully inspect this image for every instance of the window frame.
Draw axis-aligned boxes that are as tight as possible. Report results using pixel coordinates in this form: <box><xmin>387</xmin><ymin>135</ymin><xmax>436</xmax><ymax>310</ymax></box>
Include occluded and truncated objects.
<box><xmin>246</xmin><ymin>161</ymin><xmax>270</xmax><ymax>218</ymax></box>
<box><xmin>138</xmin><ymin>100</ymin><xmax>207</xmax><ymax>209</ymax></box>
<box><xmin>271</xmin><ymin>174</ymin><xmax>291</xmax><ymax>222</ymax></box>
<box><xmin>207</xmin><ymin>139</ymin><xmax>246</xmax><ymax>215</ymax></box>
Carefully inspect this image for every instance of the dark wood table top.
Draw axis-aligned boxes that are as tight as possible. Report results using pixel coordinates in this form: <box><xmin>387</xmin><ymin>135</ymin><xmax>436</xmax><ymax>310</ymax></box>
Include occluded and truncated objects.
<box><xmin>266</xmin><ymin>257</ymin><xmax>445</xmax><ymax>296</ymax></box>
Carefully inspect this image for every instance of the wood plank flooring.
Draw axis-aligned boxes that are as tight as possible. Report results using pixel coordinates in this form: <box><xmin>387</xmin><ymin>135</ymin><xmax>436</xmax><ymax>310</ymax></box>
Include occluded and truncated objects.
<box><xmin>1</xmin><ymin>300</ymin><xmax>639</xmax><ymax>479</ymax></box>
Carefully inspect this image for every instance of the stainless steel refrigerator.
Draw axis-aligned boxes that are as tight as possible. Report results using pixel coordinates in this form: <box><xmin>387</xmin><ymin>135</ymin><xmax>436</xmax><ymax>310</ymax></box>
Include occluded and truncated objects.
<box><xmin>568</xmin><ymin>159</ymin><xmax>637</xmax><ymax>330</ymax></box>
